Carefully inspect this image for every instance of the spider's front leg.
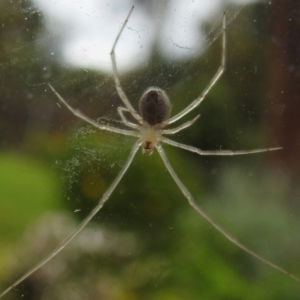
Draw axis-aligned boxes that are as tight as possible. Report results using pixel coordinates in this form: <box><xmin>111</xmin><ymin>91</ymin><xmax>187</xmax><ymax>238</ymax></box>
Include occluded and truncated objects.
<box><xmin>156</xmin><ymin>143</ymin><xmax>300</xmax><ymax>283</ymax></box>
<box><xmin>161</xmin><ymin>137</ymin><xmax>282</xmax><ymax>156</ymax></box>
<box><xmin>0</xmin><ymin>140</ymin><xmax>141</xmax><ymax>299</ymax></box>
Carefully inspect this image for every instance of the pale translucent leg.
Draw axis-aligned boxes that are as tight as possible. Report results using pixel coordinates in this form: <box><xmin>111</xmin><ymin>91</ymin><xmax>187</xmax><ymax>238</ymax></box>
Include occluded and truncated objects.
<box><xmin>166</xmin><ymin>12</ymin><xmax>226</xmax><ymax>125</ymax></box>
<box><xmin>48</xmin><ymin>84</ymin><xmax>139</xmax><ymax>138</ymax></box>
<box><xmin>0</xmin><ymin>140</ymin><xmax>141</xmax><ymax>299</ymax></box>
<box><xmin>161</xmin><ymin>137</ymin><xmax>282</xmax><ymax>156</ymax></box>
<box><xmin>117</xmin><ymin>107</ymin><xmax>140</xmax><ymax>129</ymax></box>
<box><xmin>162</xmin><ymin>115</ymin><xmax>200</xmax><ymax>135</ymax></box>
<box><xmin>110</xmin><ymin>6</ymin><xmax>142</xmax><ymax>123</ymax></box>
<box><xmin>156</xmin><ymin>143</ymin><xmax>300</xmax><ymax>283</ymax></box>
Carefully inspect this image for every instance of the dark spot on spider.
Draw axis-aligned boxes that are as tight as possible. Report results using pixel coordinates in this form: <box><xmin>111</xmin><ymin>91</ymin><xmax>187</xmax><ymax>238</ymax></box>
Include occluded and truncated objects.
<box><xmin>144</xmin><ymin>141</ymin><xmax>152</xmax><ymax>149</ymax></box>
<box><xmin>146</xmin><ymin>90</ymin><xmax>159</xmax><ymax>103</ymax></box>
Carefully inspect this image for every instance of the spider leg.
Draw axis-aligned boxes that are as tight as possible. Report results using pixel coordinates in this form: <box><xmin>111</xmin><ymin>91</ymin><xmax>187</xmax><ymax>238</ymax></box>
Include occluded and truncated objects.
<box><xmin>162</xmin><ymin>115</ymin><xmax>200</xmax><ymax>135</ymax></box>
<box><xmin>117</xmin><ymin>107</ymin><xmax>141</xmax><ymax>129</ymax></box>
<box><xmin>166</xmin><ymin>12</ymin><xmax>226</xmax><ymax>125</ymax></box>
<box><xmin>48</xmin><ymin>83</ymin><xmax>139</xmax><ymax>138</ymax></box>
<box><xmin>0</xmin><ymin>140</ymin><xmax>141</xmax><ymax>299</ymax></box>
<box><xmin>110</xmin><ymin>6</ymin><xmax>142</xmax><ymax>123</ymax></box>
<box><xmin>156</xmin><ymin>143</ymin><xmax>300</xmax><ymax>283</ymax></box>
<box><xmin>161</xmin><ymin>137</ymin><xmax>282</xmax><ymax>155</ymax></box>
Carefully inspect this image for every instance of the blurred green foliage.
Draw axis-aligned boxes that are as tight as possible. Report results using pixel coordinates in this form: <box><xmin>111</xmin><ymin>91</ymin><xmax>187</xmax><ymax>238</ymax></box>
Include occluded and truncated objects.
<box><xmin>0</xmin><ymin>153</ymin><xmax>62</xmax><ymax>240</ymax></box>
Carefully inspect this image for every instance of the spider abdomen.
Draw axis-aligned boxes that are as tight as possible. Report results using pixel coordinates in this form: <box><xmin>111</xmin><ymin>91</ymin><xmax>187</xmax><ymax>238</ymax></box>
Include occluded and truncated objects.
<box><xmin>139</xmin><ymin>87</ymin><xmax>172</xmax><ymax>126</ymax></box>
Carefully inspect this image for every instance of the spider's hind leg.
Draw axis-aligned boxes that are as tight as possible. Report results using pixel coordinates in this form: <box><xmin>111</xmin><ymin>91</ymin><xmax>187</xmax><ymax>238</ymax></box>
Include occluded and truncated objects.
<box><xmin>48</xmin><ymin>83</ymin><xmax>139</xmax><ymax>138</ymax></box>
<box><xmin>117</xmin><ymin>107</ymin><xmax>141</xmax><ymax>129</ymax></box>
<box><xmin>110</xmin><ymin>6</ymin><xmax>142</xmax><ymax>123</ymax></box>
<box><xmin>166</xmin><ymin>12</ymin><xmax>227</xmax><ymax>125</ymax></box>
<box><xmin>162</xmin><ymin>115</ymin><xmax>200</xmax><ymax>134</ymax></box>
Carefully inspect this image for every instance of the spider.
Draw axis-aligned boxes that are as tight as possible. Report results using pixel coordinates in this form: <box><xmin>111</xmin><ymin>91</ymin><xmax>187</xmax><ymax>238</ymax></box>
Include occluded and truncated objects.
<box><xmin>1</xmin><ymin>6</ymin><xmax>299</xmax><ymax>298</ymax></box>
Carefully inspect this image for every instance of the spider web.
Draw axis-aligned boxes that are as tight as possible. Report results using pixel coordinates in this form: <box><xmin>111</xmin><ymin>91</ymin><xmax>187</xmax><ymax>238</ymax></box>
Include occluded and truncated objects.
<box><xmin>2</xmin><ymin>1</ymin><xmax>300</xmax><ymax>300</ymax></box>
